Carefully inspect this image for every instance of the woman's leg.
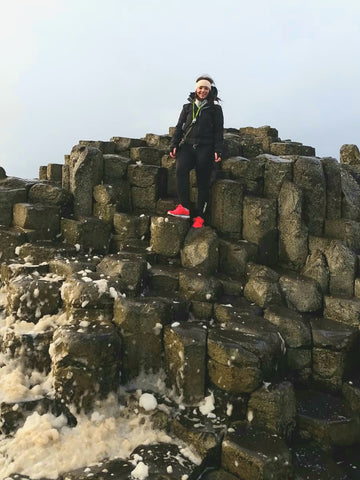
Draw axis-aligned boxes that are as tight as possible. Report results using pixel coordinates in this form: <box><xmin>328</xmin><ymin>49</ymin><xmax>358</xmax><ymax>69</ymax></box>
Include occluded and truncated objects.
<box><xmin>176</xmin><ymin>144</ymin><xmax>195</xmax><ymax>208</ymax></box>
<box><xmin>195</xmin><ymin>145</ymin><xmax>214</xmax><ymax>217</ymax></box>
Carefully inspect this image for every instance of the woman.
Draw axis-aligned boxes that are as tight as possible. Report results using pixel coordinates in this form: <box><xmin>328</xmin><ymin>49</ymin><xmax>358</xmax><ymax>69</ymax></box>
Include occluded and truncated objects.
<box><xmin>167</xmin><ymin>75</ymin><xmax>224</xmax><ymax>228</ymax></box>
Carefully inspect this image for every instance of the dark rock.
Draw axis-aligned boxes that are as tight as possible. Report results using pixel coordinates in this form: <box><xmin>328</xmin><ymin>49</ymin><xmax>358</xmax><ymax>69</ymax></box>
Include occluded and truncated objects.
<box><xmin>221</xmin><ymin>422</ymin><xmax>292</xmax><ymax>479</ymax></box>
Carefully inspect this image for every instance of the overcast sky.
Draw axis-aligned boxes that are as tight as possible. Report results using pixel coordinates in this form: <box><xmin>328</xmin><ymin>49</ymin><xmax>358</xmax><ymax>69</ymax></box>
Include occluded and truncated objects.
<box><xmin>1</xmin><ymin>0</ymin><xmax>359</xmax><ymax>179</ymax></box>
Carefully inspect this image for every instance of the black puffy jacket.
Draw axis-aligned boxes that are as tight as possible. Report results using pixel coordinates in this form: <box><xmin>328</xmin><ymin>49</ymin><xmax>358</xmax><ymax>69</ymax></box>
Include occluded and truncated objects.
<box><xmin>171</xmin><ymin>94</ymin><xmax>224</xmax><ymax>155</ymax></box>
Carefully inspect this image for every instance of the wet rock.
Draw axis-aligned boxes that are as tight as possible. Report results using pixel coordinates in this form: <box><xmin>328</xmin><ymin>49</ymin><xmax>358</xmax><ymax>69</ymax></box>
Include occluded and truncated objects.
<box><xmin>1</xmin><ymin>261</ymin><xmax>49</xmax><ymax>285</ymax></box>
<box><xmin>51</xmin><ymin>320</ymin><xmax>122</xmax><ymax>410</ymax></box>
<box><xmin>61</xmin><ymin>216</ymin><xmax>111</xmax><ymax>254</ymax></box>
<box><xmin>208</xmin><ymin>324</ymin><xmax>282</xmax><ymax>390</ymax></box>
<box><xmin>221</xmin><ymin>422</ymin><xmax>292</xmax><ymax>480</ymax></box>
<box><xmin>113</xmin><ymin>296</ymin><xmax>174</xmax><ymax>380</ymax></box>
<box><xmin>148</xmin><ymin>264</ymin><xmax>180</xmax><ymax>295</ymax></box>
<box><xmin>179</xmin><ymin>270</ymin><xmax>222</xmax><ymax>303</ymax></box>
<box><xmin>48</xmin><ymin>255</ymin><xmax>100</xmax><ymax>277</ymax></box>
<box><xmin>130</xmin><ymin>442</ymin><xmax>203</xmax><ymax>479</ymax></box>
<box><xmin>278</xmin><ymin>180</ymin><xmax>308</xmax><ymax>270</ymax></box>
<box><xmin>1</xmin><ymin>328</ymin><xmax>54</xmax><ymax>372</ymax></box>
<box><xmin>6</xmin><ymin>274</ymin><xmax>62</xmax><ymax>321</ymax></box>
<box><xmin>164</xmin><ymin>321</ymin><xmax>207</xmax><ymax>404</ymax></box>
<box><xmin>96</xmin><ymin>252</ymin><xmax>147</xmax><ymax>296</ymax></box>
<box><xmin>243</xmin><ymin>195</ymin><xmax>278</xmax><ymax>265</ymax></box>
<box><xmin>279</xmin><ymin>272</ymin><xmax>322</xmax><ymax>313</ymax></box>
<box><xmin>311</xmin><ymin>317</ymin><xmax>358</xmax><ymax>391</ymax></box>
<box><xmin>292</xmin><ymin>442</ymin><xmax>348</xmax><ymax>480</ymax></box>
<box><xmin>181</xmin><ymin>227</ymin><xmax>219</xmax><ymax>274</ymax></box>
<box><xmin>264</xmin><ymin>305</ymin><xmax>311</xmax><ymax>349</ymax></box>
<box><xmin>14</xmin><ymin>241</ymin><xmax>78</xmax><ymax>264</ymax></box>
<box><xmin>244</xmin><ymin>264</ymin><xmax>282</xmax><ymax>308</ymax></box>
<box><xmin>247</xmin><ymin>381</ymin><xmax>296</xmax><ymax>440</ymax></box>
<box><xmin>342</xmin><ymin>376</ymin><xmax>360</xmax><ymax>415</ymax></box>
<box><xmin>207</xmin><ymin>328</ymin><xmax>262</xmax><ymax>394</ymax></box>
<box><xmin>213</xmin><ymin>298</ymin><xmax>264</xmax><ymax>326</ymax></box>
<box><xmin>150</xmin><ymin>216</ymin><xmax>189</xmax><ymax>257</ymax></box>
<box><xmin>172</xmin><ymin>403</ymin><xmax>225</xmax><ymax>464</ymax></box>
<box><xmin>67</xmin><ymin>145</ymin><xmax>103</xmax><ymax>217</ymax></box>
<box><xmin>0</xmin><ymin>227</ymin><xmax>27</xmax><ymax>262</ymax></box>
<box><xmin>218</xmin><ymin>238</ymin><xmax>257</xmax><ymax>281</ymax></box>
<box><xmin>210</xmin><ymin>179</ymin><xmax>243</xmax><ymax>239</ymax></box>
<box><xmin>293</xmin><ymin>156</ymin><xmax>326</xmax><ymax>236</ymax></box>
<box><xmin>60</xmin><ymin>273</ymin><xmax>118</xmax><ymax>311</ymax></box>
<box><xmin>296</xmin><ymin>389</ymin><xmax>360</xmax><ymax>448</ymax></box>
<box><xmin>62</xmin><ymin>458</ymin><xmax>133</xmax><ymax>480</ymax></box>
<box><xmin>324</xmin><ymin>296</ymin><xmax>360</xmax><ymax>327</ymax></box>
<box><xmin>324</xmin><ymin>240</ymin><xmax>357</xmax><ymax>297</ymax></box>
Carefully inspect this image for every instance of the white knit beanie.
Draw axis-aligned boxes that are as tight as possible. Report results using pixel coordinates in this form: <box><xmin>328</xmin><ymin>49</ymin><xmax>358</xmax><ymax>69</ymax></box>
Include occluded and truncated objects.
<box><xmin>196</xmin><ymin>79</ymin><xmax>212</xmax><ymax>90</ymax></box>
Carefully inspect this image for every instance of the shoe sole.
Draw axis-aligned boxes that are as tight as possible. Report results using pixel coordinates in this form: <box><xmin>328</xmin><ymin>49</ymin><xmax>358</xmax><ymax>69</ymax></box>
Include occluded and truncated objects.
<box><xmin>167</xmin><ymin>212</ymin><xmax>190</xmax><ymax>218</ymax></box>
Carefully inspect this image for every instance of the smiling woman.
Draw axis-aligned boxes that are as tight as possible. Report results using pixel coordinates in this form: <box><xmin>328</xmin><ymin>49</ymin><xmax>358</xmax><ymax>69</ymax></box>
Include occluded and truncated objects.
<box><xmin>168</xmin><ymin>74</ymin><xmax>224</xmax><ymax>229</ymax></box>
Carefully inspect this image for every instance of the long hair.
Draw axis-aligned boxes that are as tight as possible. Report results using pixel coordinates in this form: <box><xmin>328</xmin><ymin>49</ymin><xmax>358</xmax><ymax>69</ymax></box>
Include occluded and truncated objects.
<box><xmin>195</xmin><ymin>75</ymin><xmax>221</xmax><ymax>103</ymax></box>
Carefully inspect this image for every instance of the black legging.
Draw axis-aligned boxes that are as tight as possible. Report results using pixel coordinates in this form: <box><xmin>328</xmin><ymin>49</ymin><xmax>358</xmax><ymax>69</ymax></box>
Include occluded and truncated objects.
<box><xmin>176</xmin><ymin>143</ymin><xmax>214</xmax><ymax>218</ymax></box>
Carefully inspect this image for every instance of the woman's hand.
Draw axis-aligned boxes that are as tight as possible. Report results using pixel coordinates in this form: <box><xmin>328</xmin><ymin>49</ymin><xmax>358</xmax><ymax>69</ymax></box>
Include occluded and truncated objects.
<box><xmin>170</xmin><ymin>147</ymin><xmax>177</xmax><ymax>158</ymax></box>
<box><xmin>215</xmin><ymin>152</ymin><xmax>222</xmax><ymax>162</ymax></box>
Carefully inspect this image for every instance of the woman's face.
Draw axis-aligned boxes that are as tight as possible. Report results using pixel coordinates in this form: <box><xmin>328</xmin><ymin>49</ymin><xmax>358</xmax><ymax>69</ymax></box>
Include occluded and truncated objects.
<box><xmin>196</xmin><ymin>85</ymin><xmax>210</xmax><ymax>100</ymax></box>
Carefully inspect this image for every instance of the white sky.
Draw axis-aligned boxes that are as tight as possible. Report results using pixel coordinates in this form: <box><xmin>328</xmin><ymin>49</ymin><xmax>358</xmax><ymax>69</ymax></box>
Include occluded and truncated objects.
<box><xmin>0</xmin><ymin>0</ymin><xmax>359</xmax><ymax>178</ymax></box>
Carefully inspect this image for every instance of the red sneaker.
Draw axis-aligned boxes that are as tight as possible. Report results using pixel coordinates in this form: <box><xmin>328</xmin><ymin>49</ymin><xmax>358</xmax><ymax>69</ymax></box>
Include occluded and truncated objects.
<box><xmin>192</xmin><ymin>216</ymin><xmax>204</xmax><ymax>228</ymax></box>
<box><xmin>167</xmin><ymin>204</ymin><xmax>190</xmax><ymax>218</ymax></box>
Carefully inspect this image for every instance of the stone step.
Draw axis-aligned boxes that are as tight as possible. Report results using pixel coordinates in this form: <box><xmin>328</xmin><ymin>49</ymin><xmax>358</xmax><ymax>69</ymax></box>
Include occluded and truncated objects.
<box><xmin>13</xmin><ymin>202</ymin><xmax>61</xmax><ymax>240</ymax></box>
<box><xmin>296</xmin><ymin>388</ymin><xmax>360</xmax><ymax>448</ymax></box>
<box><xmin>221</xmin><ymin>422</ymin><xmax>292</xmax><ymax>479</ymax></box>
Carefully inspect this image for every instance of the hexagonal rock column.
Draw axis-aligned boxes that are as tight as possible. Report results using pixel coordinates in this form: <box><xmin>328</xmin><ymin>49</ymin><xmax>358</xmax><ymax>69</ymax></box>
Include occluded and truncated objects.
<box><xmin>96</xmin><ymin>252</ymin><xmax>147</xmax><ymax>296</ymax></box>
<box><xmin>67</xmin><ymin>145</ymin><xmax>103</xmax><ymax>218</ymax></box>
<box><xmin>61</xmin><ymin>216</ymin><xmax>111</xmax><ymax>254</ymax></box>
<box><xmin>207</xmin><ymin>328</ymin><xmax>262</xmax><ymax>394</ymax></box>
<box><xmin>262</xmin><ymin>154</ymin><xmax>294</xmax><ymax>199</ymax></box>
<box><xmin>150</xmin><ymin>216</ymin><xmax>189</xmax><ymax>258</ymax></box>
<box><xmin>218</xmin><ymin>238</ymin><xmax>257</xmax><ymax>281</ymax></box>
<box><xmin>163</xmin><ymin>321</ymin><xmax>207</xmax><ymax>405</ymax></box>
<box><xmin>321</xmin><ymin>157</ymin><xmax>342</xmax><ymax>220</ymax></box>
<box><xmin>324</xmin><ymin>296</ymin><xmax>360</xmax><ymax>327</ymax></box>
<box><xmin>6</xmin><ymin>274</ymin><xmax>62</xmax><ymax>321</ymax></box>
<box><xmin>0</xmin><ymin>188</ymin><xmax>26</xmax><ymax>227</ymax></box>
<box><xmin>244</xmin><ymin>264</ymin><xmax>282</xmax><ymax>308</ymax></box>
<box><xmin>293</xmin><ymin>156</ymin><xmax>326</xmax><ymax>236</ymax></box>
<box><xmin>310</xmin><ymin>317</ymin><xmax>358</xmax><ymax>391</ymax></box>
<box><xmin>278</xmin><ymin>180</ymin><xmax>308</xmax><ymax>271</ymax></box>
<box><xmin>180</xmin><ymin>226</ymin><xmax>219</xmax><ymax>274</ymax></box>
<box><xmin>50</xmin><ymin>321</ymin><xmax>122</xmax><ymax>412</ymax></box>
<box><xmin>242</xmin><ymin>195</ymin><xmax>278</xmax><ymax>265</ymax></box>
<box><xmin>221</xmin><ymin>423</ymin><xmax>292</xmax><ymax>480</ymax></box>
<box><xmin>210</xmin><ymin>179</ymin><xmax>243</xmax><ymax>239</ymax></box>
<box><xmin>340</xmin><ymin>144</ymin><xmax>360</xmax><ymax>167</ymax></box>
<box><xmin>279</xmin><ymin>273</ymin><xmax>322</xmax><ymax>313</ymax></box>
<box><xmin>324</xmin><ymin>240</ymin><xmax>357</xmax><ymax>297</ymax></box>
<box><xmin>247</xmin><ymin>381</ymin><xmax>296</xmax><ymax>441</ymax></box>
<box><xmin>296</xmin><ymin>389</ymin><xmax>360</xmax><ymax>448</ymax></box>
<box><xmin>13</xmin><ymin>202</ymin><xmax>61</xmax><ymax>240</ymax></box>
<box><xmin>113</xmin><ymin>296</ymin><xmax>173</xmax><ymax>381</ymax></box>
